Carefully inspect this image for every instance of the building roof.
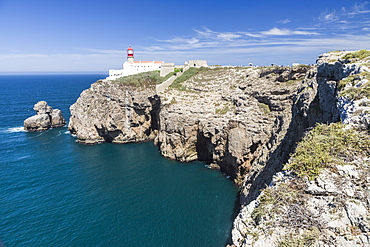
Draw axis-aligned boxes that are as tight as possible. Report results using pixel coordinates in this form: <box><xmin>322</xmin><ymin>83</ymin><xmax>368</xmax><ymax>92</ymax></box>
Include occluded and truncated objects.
<box><xmin>133</xmin><ymin>61</ymin><xmax>163</xmax><ymax>64</ymax></box>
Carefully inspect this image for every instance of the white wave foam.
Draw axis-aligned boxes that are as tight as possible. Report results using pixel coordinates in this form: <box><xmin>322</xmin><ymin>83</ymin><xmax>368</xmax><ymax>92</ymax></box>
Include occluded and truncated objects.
<box><xmin>6</xmin><ymin>127</ymin><xmax>25</xmax><ymax>133</ymax></box>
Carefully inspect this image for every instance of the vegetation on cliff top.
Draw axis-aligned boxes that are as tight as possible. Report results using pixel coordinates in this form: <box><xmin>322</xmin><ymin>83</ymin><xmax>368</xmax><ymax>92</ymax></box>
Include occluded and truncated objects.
<box><xmin>285</xmin><ymin>122</ymin><xmax>370</xmax><ymax>180</ymax></box>
<box><xmin>338</xmin><ymin>71</ymin><xmax>370</xmax><ymax>100</ymax></box>
<box><xmin>113</xmin><ymin>71</ymin><xmax>174</xmax><ymax>86</ymax></box>
<box><xmin>170</xmin><ymin>67</ymin><xmax>209</xmax><ymax>90</ymax></box>
<box><xmin>251</xmin><ymin>181</ymin><xmax>322</xmax><ymax>246</ymax></box>
<box><xmin>342</xmin><ymin>49</ymin><xmax>370</xmax><ymax>61</ymax></box>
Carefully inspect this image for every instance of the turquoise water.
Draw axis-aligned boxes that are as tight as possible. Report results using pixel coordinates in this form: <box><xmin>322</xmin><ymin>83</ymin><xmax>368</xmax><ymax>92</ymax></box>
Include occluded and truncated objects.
<box><xmin>0</xmin><ymin>75</ymin><xmax>238</xmax><ymax>246</ymax></box>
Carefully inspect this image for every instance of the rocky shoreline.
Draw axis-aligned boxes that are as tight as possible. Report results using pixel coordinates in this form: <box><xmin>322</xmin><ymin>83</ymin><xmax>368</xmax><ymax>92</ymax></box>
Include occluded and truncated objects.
<box><xmin>69</xmin><ymin>50</ymin><xmax>370</xmax><ymax>246</ymax></box>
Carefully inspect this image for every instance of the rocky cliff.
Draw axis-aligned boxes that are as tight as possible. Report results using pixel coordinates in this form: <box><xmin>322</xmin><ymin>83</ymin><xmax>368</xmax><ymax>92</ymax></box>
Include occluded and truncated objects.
<box><xmin>68</xmin><ymin>80</ymin><xmax>160</xmax><ymax>144</ymax></box>
<box><xmin>69</xmin><ymin>50</ymin><xmax>370</xmax><ymax>246</ymax></box>
<box><xmin>231</xmin><ymin>50</ymin><xmax>370</xmax><ymax>246</ymax></box>
<box><xmin>156</xmin><ymin>65</ymin><xmax>319</xmax><ymax>188</ymax></box>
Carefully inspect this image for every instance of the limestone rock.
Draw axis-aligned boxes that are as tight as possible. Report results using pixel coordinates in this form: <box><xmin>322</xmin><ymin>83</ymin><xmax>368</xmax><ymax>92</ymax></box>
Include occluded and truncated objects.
<box><xmin>24</xmin><ymin>114</ymin><xmax>51</xmax><ymax>132</ymax></box>
<box><xmin>50</xmin><ymin>109</ymin><xmax>66</xmax><ymax>128</ymax></box>
<box><xmin>231</xmin><ymin>50</ymin><xmax>370</xmax><ymax>247</ymax></box>
<box><xmin>68</xmin><ymin>80</ymin><xmax>160</xmax><ymax>144</ymax></box>
<box><xmin>24</xmin><ymin>101</ymin><xmax>66</xmax><ymax>131</ymax></box>
<box><xmin>33</xmin><ymin>100</ymin><xmax>53</xmax><ymax>115</ymax></box>
<box><xmin>156</xmin><ymin>66</ymin><xmax>317</xmax><ymax>188</ymax></box>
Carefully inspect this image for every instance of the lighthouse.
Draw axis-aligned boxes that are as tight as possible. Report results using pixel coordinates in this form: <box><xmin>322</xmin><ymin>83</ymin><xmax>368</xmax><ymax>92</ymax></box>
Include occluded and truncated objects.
<box><xmin>106</xmin><ymin>45</ymin><xmax>166</xmax><ymax>80</ymax></box>
<box><xmin>127</xmin><ymin>46</ymin><xmax>134</xmax><ymax>63</ymax></box>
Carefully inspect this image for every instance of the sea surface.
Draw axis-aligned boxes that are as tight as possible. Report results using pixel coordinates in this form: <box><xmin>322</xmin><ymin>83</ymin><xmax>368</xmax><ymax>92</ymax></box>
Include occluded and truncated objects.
<box><xmin>0</xmin><ymin>74</ymin><xmax>239</xmax><ymax>246</ymax></box>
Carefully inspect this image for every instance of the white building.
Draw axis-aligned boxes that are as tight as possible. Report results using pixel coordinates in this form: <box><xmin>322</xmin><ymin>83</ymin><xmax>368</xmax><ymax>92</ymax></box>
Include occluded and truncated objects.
<box><xmin>106</xmin><ymin>46</ymin><xmax>163</xmax><ymax>80</ymax></box>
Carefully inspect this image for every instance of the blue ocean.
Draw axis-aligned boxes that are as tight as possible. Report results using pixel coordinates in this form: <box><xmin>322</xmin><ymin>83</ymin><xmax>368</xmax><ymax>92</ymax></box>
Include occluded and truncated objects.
<box><xmin>0</xmin><ymin>75</ymin><xmax>238</xmax><ymax>246</ymax></box>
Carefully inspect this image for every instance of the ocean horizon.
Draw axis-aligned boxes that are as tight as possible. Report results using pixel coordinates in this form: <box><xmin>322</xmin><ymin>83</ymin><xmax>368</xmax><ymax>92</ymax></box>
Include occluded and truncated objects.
<box><xmin>0</xmin><ymin>74</ymin><xmax>238</xmax><ymax>246</ymax></box>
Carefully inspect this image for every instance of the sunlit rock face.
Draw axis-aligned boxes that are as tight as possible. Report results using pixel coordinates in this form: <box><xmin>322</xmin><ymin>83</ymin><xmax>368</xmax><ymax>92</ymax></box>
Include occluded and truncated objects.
<box><xmin>24</xmin><ymin>101</ymin><xmax>66</xmax><ymax>131</ymax></box>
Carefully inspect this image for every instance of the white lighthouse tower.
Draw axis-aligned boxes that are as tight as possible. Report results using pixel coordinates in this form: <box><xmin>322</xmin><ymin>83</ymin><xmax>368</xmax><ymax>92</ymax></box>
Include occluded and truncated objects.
<box><xmin>127</xmin><ymin>46</ymin><xmax>134</xmax><ymax>63</ymax></box>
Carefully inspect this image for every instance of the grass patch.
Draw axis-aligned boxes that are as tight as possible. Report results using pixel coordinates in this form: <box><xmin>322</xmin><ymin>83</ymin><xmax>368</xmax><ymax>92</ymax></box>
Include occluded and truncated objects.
<box><xmin>113</xmin><ymin>71</ymin><xmax>171</xmax><ymax>86</ymax></box>
<box><xmin>170</xmin><ymin>67</ymin><xmax>209</xmax><ymax>91</ymax></box>
<box><xmin>297</xmin><ymin>64</ymin><xmax>312</xmax><ymax>68</ymax></box>
<box><xmin>258</xmin><ymin>102</ymin><xmax>271</xmax><ymax>114</ymax></box>
<box><xmin>251</xmin><ymin>183</ymin><xmax>300</xmax><ymax>224</ymax></box>
<box><xmin>285</xmin><ymin>122</ymin><xmax>370</xmax><ymax>180</ymax></box>
<box><xmin>338</xmin><ymin>74</ymin><xmax>359</xmax><ymax>91</ymax></box>
<box><xmin>278</xmin><ymin>228</ymin><xmax>320</xmax><ymax>247</ymax></box>
<box><xmin>340</xmin><ymin>83</ymin><xmax>370</xmax><ymax>100</ymax></box>
<box><xmin>215</xmin><ymin>105</ymin><xmax>229</xmax><ymax>115</ymax></box>
<box><xmin>342</xmin><ymin>49</ymin><xmax>370</xmax><ymax>60</ymax></box>
<box><xmin>339</xmin><ymin>71</ymin><xmax>370</xmax><ymax>99</ymax></box>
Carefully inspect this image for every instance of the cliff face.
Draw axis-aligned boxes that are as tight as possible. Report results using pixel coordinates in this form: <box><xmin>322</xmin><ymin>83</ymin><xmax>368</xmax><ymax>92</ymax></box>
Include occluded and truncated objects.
<box><xmin>156</xmin><ymin>66</ymin><xmax>320</xmax><ymax>188</ymax></box>
<box><xmin>69</xmin><ymin>50</ymin><xmax>370</xmax><ymax>246</ymax></box>
<box><xmin>69</xmin><ymin>80</ymin><xmax>160</xmax><ymax>144</ymax></box>
<box><xmin>231</xmin><ymin>50</ymin><xmax>370</xmax><ymax>247</ymax></box>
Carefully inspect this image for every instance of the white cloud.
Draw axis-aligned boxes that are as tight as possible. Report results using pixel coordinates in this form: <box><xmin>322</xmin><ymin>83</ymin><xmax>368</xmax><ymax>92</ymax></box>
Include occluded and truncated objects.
<box><xmin>350</xmin><ymin>1</ymin><xmax>370</xmax><ymax>15</ymax></box>
<box><xmin>159</xmin><ymin>37</ymin><xmax>200</xmax><ymax>44</ymax></box>
<box><xmin>261</xmin><ymin>27</ymin><xmax>291</xmax><ymax>35</ymax></box>
<box><xmin>277</xmin><ymin>19</ymin><xmax>291</xmax><ymax>24</ymax></box>
<box><xmin>217</xmin><ymin>33</ymin><xmax>241</xmax><ymax>41</ymax></box>
<box><xmin>245</xmin><ymin>33</ymin><xmax>263</xmax><ymax>38</ymax></box>
<box><xmin>292</xmin><ymin>30</ymin><xmax>319</xmax><ymax>35</ymax></box>
<box><xmin>79</xmin><ymin>48</ymin><xmax>124</xmax><ymax>54</ymax></box>
<box><xmin>317</xmin><ymin>2</ymin><xmax>370</xmax><ymax>24</ymax></box>
<box><xmin>318</xmin><ymin>10</ymin><xmax>339</xmax><ymax>22</ymax></box>
<box><xmin>260</xmin><ymin>27</ymin><xmax>318</xmax><ymax>36</ymax></box>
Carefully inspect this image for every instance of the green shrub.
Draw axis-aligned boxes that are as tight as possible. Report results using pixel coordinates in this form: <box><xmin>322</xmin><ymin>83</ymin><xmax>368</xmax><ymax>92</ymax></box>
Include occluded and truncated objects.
<box><xmin>278</xmin><ymin>228</ymin><xmax>320</xmax><ymax>247</ymax></box>
<box><xmin>342</xmin><ymin>49</ymin><xmax>370</xmax><ymax>60</ymax></box>
<box><xmin>251</xmin><ymin>183</ymin><xmax>299</xmax><ymax>223</ymax></box>
<box><xmin>285</xmin><ymin>123</ymin><xmax>370</xmax><ymax>180</ymax></box>
<box><xmin>215</xmin><ymin>106</ymin><xmax>229</xmax><ymax>115</ymax></box>
<box><xmin>340</xmin><ymin>82</ymin><xmax>370</xmax><ymax>100</ymax></box>
<box><xmin>174</xmin><ymin>68</ymin><xmax>183</xmax><ymax>73</ymax></box>
<box><xmin>297</xmin><ymin>64</ymin><xmax>312</xmax><ymax>68</ymax></box>
<box><xmin>114</xmin><ymin>71</ymin><xmax>169</xmax><ymax>86</ymax></box>
<box><xmin>258</xmin><ymin>102</ymin><xmax>270</xmax><ymax>114</ymax></box>
<box><xmin>338</xmin><ymin>74</ymin><xmax>358</xmax><ymax>91</ymax></box>
<box><xmin>338</xmin><ymin>71</ymin><xmax>370</xmax><ymax>100</ymax></box>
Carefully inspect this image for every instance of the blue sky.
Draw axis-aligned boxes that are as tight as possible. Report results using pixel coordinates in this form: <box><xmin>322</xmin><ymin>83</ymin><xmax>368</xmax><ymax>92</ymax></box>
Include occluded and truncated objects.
<box><xmin>0</xmin><ymin>0</ymin><xmax>369</xmax><ymax>72</ymax></box>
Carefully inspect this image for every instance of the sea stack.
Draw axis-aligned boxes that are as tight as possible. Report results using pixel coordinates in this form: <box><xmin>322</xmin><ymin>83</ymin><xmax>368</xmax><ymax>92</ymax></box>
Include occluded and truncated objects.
<box><xmin>24</xmin><ymin>101</ymin><xmax>66</xmax><ymax>131</ymax></box>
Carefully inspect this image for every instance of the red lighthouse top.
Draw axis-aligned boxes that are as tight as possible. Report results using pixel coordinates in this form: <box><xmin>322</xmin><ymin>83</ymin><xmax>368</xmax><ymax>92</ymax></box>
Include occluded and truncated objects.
<box><xmin>127</xmin><ymin>46</ymin><xmax>134</xmax><ymax>57</ymax></box>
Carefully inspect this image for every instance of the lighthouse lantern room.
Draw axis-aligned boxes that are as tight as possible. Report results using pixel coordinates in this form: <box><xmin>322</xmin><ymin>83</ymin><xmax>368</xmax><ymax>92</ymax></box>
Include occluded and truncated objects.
<box><xmin>127</xmin><ymin>46</ymin><xmax>134</xmax><ymax>63</ymax></box>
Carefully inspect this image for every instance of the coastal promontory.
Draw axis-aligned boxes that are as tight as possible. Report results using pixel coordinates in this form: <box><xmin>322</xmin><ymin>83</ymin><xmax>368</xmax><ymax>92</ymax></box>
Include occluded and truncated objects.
<box><xmin>69</xmin><ymin>50</ymin><xmax>370</xmax><ymax>246</ymax></box>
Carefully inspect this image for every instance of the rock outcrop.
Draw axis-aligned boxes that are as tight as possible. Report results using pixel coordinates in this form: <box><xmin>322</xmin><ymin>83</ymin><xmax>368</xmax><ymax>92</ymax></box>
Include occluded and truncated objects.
<box><xmin>24</xmin><ymin>101</ymin><xmax>66</xmax><ymax>131</ymax></box>
<box><xmin>68</xmin><ymin>80</ymin><xmax>160</xmax><ymax>144</ymax></box>
<box><xmin>156</xmin><ymin>66</ymin><xmax>318</xmax><ymax>187</ymax></box>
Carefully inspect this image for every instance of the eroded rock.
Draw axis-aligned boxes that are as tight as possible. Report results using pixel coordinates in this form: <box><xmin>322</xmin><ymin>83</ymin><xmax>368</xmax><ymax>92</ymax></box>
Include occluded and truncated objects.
<box><xmin>24</xmin><ymin>101</ymin><xmax>66</xmax><ymax>131</ymax></box>
<box><xmin>68</xmin><ymin>80</ymin><xmax>160</xmax><ymax>144</ymax></box>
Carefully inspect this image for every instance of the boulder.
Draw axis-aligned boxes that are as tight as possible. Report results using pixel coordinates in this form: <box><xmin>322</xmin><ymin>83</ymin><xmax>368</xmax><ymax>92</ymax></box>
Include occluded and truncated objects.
<box><xmin>24</xmin><ymin>101</ymin><xmax>66</xmax><ymax>131</ymax></box>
